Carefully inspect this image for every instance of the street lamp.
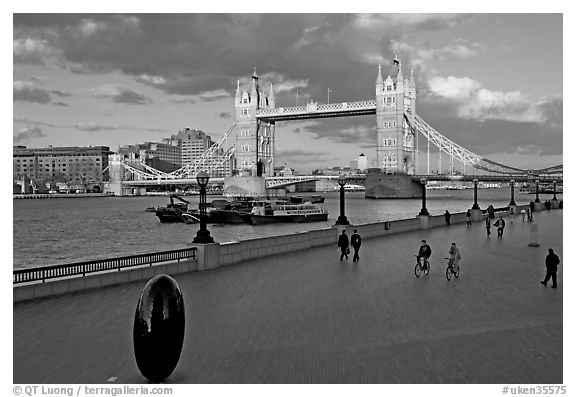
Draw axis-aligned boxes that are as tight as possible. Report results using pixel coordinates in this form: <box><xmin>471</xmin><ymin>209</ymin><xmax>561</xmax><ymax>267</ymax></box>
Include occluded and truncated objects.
<box><xmin>534</xmin><ymin>179</ymin><xmax>540</xmax><ymax>203</ymax></box>
<box><xmin>472</xmin><ymin>178</ymin><xmax>480</xmax><ymax>209</ymax></box>
<box><xmin>509</xmin><ymin>179</ymin><xmax>516</xmax><ymax>206</ymax></box>
<box><xmin>193</xmin><ymin>171</ymin><xmax>214</xmax><ymax>244</ymax></box>
<box><xmin>419</xmin><ymin>178</ymin><xmax>429</xmax><ymax>216</ymax></box>
<box><xmin>335</xmin><ymin>175</ymin><xmax>350</xmax><ymax>225</ymax></box>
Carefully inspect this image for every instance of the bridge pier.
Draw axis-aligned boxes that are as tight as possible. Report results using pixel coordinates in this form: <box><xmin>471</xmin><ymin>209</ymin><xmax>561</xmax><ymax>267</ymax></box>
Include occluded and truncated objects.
<box><xmin>364</xmin><ymin>169</ymin><xmax>422</xmax><ymax>199</ymax></box>
<box><xmin>223</xmin><ymin>175</ymin><xmax>267</xmax><ymax>197</ymax></box>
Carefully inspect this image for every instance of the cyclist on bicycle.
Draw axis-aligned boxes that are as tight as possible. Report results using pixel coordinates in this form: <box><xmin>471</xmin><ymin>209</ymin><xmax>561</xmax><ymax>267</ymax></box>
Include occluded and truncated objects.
<box><xmin>448</xmin><ymin>242</ymin><xmax>461</xmax><ymax>269</ymax></box>
<box><xmin>417</xmin><ymin>240</ymin><xmax>432</xmax><ymax>271</ymax></box>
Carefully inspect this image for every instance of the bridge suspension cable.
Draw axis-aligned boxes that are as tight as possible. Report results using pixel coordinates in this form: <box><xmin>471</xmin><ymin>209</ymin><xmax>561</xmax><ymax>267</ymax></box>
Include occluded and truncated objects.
<box><xmin>169</xmin><ymin>123</ymin><xmax>237</xmax><ymax>178</ymax></box>
<box><xmin>405</xmin><ymin>113</ymin><xmax>527</xmax><ymax>175</ymax></box>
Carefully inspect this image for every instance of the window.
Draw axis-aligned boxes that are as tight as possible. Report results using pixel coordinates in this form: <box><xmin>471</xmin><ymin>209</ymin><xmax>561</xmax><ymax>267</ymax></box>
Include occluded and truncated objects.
<box><xmin>242</xmin><ymin>109</ymin><xmax>249</xmax><ymax>116</ymax></box>
<box><xmin>386</xmin><ymin>85</ymin><xmax>393</xmax><ymax>91</ymax></box>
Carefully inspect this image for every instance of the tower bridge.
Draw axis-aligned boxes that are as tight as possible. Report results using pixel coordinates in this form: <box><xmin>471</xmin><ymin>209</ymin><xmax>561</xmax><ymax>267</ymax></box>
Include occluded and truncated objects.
<box><xmin>109</xmin><ymin>55</ymin><xmax>562</xmax><ymax>196</ymax></box>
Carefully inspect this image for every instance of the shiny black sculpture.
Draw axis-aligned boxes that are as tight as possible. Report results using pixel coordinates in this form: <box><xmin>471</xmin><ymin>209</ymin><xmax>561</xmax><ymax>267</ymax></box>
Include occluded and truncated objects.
<box><xmin>133</xmin><ymin>275</ymin><xmax>185</xmax><ymax>382</ymax></box>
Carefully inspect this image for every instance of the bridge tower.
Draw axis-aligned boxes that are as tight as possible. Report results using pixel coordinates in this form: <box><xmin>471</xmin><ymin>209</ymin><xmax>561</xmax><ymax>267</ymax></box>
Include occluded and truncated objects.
<box><xmin>375</xmin><ymin>56</ymin><xmax>416</xmax><ymax>174</ymax></box>
<box><xmin>234</xmin><ymin>70</ymin><xmax>276</xmax><ymax>176</ymax></box>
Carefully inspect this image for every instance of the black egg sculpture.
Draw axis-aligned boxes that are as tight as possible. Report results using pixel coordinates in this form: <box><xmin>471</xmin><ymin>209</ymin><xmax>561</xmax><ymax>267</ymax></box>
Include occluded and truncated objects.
<box><xmin>133</xmin><ymin>275</ymin><xmax>185</xmax><ymax>383</ymax></box>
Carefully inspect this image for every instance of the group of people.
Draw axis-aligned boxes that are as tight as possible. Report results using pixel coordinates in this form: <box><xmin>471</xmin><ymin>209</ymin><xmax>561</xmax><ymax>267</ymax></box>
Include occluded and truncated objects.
<box><xmin>485</xmin><ymin>216</ymin><xmax>506</xmax><ymax>237</ymax></box>
<box><xmin>337</xmin><ymin>229</ymin><xmax>362</xmax><ymax>262</ymax></box>
<box><xmin>336</xmin><ymin>220</ymin><xmax>560</xmax><ymax>288</ymax></box>
<box><xmin>416</xmin><ymin>239</ymin><xmax>460</xmax><ymax>271</ymax></box>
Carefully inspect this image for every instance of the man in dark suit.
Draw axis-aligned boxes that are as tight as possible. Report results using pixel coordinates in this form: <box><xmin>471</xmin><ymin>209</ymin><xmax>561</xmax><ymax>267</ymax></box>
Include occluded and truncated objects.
<box><xmin>337</xmin><ymin>230</ymin><xmax>349</xmax><ymax>261</ymax></box>
<box><xmin>541</xmin><ymin>248</ymin><xmax>560</xmax><ymax>288</ymax></box>
<box><xmin>351</xmin><ymin>230</ymin><xmax>362</xmax><ymax>262</ymax></box>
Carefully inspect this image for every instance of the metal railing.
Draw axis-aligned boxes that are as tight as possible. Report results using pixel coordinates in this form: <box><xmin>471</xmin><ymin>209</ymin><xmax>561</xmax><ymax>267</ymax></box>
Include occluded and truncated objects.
<box><xmin>13</xmin><ymin>247</ymin><xmax>197</xmax><ymax>284</ymax></box>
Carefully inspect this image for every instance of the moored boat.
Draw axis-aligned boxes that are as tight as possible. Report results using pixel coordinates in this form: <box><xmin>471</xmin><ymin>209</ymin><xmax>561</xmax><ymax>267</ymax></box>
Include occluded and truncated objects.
<box><xmin>248</xmin><ymin>201</ymin><xmax>329</xmax><ymax>225</ymax></box>
<box><xmin>155</xmin><ymin>195</ymin><xmax>200</xmax><ymax>224</ymax></box>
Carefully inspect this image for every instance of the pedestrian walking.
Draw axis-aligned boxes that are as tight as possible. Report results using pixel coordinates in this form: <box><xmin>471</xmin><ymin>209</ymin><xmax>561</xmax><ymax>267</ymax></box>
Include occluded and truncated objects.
<box><xmin>541</xmin><ymin>248</ymin><xmax>560</xmax><ymax>288</ymax></box>
<box><xmin>530</xmin><ymin>201</ymin><xmax>535</xmax><ymax>213</ymax></box>
<box><xmin>444</xmin><ymin>210</ymin><xmax>451</xmax><ymax>225</ymax></box>
<box><xmin>337</xmin><ymin>229</ymin><xmax>349</xmax><ymax>261</ymax></box>
<box><xmin>350</xmin><ymin>229</ymin><xmax>362</xmax><ymax>262</ymax></box>
<box><xmin>485</xmin><ymin>217</ymin><xmax>491</xmax><ymax>237</ymax></box>
<box><xmin>465</xmin><ymin>209</ymin><xmax>472</xmax><ymax>226</ymax></box>
<box><xmin>494</xmin><ymin>216</ymin><xmax>506</xmax><ymax>237</ymax></box>
<box><xmin>509</xmin><ymin>207</ymin><xmax>515</xmax><ymax>223</ymax></box>
<box><xmin>521</xmin><ymin>209</ymin><xmax>526</xmax><ymax>221</ymax></box>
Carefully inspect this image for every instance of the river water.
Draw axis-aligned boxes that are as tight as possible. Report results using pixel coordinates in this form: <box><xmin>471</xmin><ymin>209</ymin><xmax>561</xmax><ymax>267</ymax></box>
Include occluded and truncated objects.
<box><xmin>13</xmin><ymin>189</ymin><xmax>552</xmax><ymax>270</ymax></box>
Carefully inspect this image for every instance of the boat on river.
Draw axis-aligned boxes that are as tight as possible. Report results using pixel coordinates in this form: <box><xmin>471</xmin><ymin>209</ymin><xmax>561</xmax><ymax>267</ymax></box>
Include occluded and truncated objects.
<box><xmin>248</xmin><ymin>200</ymin><xmax>329</xmax><ymax>225</ymax></box>
<box><xmin>289</xmin><ymin>195</ymin><xmax>325</xmax><ymax>204</ymax></box>
<box><xmin>155</xmin><ymin>195</ymin><xmax>200</xmax><ymax>224</ymax></box>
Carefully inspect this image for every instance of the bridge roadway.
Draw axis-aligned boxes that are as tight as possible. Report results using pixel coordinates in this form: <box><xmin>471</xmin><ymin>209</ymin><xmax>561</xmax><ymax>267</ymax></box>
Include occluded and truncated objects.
<box><xmin>14</xmin><ymin>210</ymin><xmax>562</xmax><ymax>384</ymax></box>
<box><xmin>121</xmin><ymin>173</ymin><xmax>562</xmax><ymax>188</ymax></box>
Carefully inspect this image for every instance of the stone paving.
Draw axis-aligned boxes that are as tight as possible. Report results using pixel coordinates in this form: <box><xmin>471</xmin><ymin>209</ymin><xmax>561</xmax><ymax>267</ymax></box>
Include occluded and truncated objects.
<box><xmin>13</xmin><ymin>210</ymin><xmax>563</xmax><ymax>384</ymax></box>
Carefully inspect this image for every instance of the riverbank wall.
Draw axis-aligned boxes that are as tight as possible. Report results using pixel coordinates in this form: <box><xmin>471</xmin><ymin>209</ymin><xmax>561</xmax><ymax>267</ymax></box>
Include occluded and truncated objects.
<box><xmin>13</xmin><ymin>193</ymin><xmax>116</xmax><ymax>199</ymax></box>
<box><xmin>14</xmin><ymin>203</ymin><xmax>557</xmax><ymax>303</ymax></box>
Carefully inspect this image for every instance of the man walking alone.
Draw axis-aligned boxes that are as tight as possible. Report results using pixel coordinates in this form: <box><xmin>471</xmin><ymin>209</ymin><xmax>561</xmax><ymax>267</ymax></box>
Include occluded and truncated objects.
<box><xmin>351</xmin><ymin>229</ymin><xmax>362</xmax><ymax>262</ymax></box>
<box><xmin>541</xmin><ymin>248</ymin><xmax>560</xmax><ymax>288</ymax></box>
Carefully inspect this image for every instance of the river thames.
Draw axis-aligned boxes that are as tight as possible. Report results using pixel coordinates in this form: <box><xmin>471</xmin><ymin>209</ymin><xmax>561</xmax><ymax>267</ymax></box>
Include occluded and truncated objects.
<box><xmin>13</xmin><ymin>188</ymin><xmax>554</xmax><ymax>270</ymax></box>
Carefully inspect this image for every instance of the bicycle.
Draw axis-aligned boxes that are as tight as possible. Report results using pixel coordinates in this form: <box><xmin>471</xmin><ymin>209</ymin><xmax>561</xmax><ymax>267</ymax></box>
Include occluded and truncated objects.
<box><xmin>445</xmin><ymin>257</ymin><xmax>460</xmax><ymax>281</ymax></box>
<box><xmin>414</xmin><ymin>255</ymin><xmax>430</xmax><ymax>278</ymax></box>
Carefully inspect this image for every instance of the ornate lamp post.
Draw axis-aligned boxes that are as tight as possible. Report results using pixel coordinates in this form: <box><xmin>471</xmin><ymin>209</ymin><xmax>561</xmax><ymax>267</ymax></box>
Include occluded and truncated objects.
<box><xmin>472</xmin><ymin>178</ymin><xmax>480</xmax><ymax>209</ymax></box>
<box><xmin>419</xmin><ymin>178</ymin><xmax>429</xmax><ymax>216</ymax></box>
<box><xmin>534</xmin><ymin>179</ymin><xmax>540</xmax><ymax>203</ymax></box>
<box><xmin>335</xmin><ymin>175</ymin><xmax>350</xmax><ymax>225</ymax></box>
<box><xmin>193</xmin><ymin>171</ymin><xmax>214</xmax><ymax>244</ymax></box>
<box><xmin>509</xmin><ymin>179</ymin><xmax>516</xmax><ymax>206</ymax></box>
<box><xmin>552</xmin><ymin>180</ymin><xmax>558</xmax><ymax>201</ymax></box>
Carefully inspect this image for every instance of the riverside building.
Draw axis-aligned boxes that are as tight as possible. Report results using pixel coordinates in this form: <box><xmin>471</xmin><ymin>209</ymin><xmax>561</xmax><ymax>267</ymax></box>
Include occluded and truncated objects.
<box><xmin>13</xmin><ymin>145</ymin><xmax>112</xmax><ymax>192</ymax></box>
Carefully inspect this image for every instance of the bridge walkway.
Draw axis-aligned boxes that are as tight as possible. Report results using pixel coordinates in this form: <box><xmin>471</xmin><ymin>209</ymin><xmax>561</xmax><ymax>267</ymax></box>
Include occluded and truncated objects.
<box><xmin>13</xmin><ymin>210</ymin><xmax>563</xmax><ymax>384</ymax></box>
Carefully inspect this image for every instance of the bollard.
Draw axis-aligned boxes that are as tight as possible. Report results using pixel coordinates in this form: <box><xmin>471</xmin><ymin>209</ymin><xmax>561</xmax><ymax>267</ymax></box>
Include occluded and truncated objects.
<box><xmin>528</xmin><ymin>223</ymin><xmax>540</xmax><ymax>247</ymax></box>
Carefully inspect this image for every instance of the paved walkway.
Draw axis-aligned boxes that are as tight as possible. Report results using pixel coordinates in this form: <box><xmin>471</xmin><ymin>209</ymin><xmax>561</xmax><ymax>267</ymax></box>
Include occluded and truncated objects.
<box><xmin>14</xmin><ymin>210</ymin><xmax>563</xmax><ymax>384</ymax></box>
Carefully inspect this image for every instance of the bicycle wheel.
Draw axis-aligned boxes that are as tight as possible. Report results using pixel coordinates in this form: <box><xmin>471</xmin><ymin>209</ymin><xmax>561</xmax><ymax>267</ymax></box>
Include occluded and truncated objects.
<box><xmin>414</xmin><ymin>263</ymin><xmax>421</xmax><ymax>278</ymax></box>
<box><xmin>454</xmin><ymin>264</ymin><xmax>460</xmax><ymax>278</ymax></box>
<box><xmin>423</xmin><ymin>261</ymin><xmax>430</xmax><ymax>275</ymax></box>
<box><xmin>445</xmin><ymin>266</ymin><xmax>452</xmax><ymax>281</ymax></box>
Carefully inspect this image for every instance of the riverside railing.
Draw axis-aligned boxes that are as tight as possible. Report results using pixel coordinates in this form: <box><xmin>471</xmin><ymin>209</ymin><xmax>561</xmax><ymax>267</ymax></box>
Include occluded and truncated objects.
<box><xmin>13</xmin><ymin>247</ymin><xmax>197</xmax><ymax>284</ymax></box>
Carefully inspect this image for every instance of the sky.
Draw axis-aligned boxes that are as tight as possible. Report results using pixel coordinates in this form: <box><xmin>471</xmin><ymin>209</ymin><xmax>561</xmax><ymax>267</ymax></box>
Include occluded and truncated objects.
<box><xmin>12</xmin><ymin>13</ymin><xmax>563</xmax><ymax>173</ymax></box>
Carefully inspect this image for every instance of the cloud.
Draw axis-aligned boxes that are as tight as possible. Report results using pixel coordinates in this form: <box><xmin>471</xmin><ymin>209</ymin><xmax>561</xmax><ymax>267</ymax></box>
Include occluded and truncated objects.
<box><xmin>74</xmin><ymin>122</ymin><xmax>170</xmax><ymax>133</ymax></box>
<box><xmin>14</xmin><ymin>126</ymin><xmax>46</xmax><ymax>143</ymax></box>
<box><xmin>427</xmin><ymin>75</ymin><xmax>558</xmax><ymax>124</ymax></box>
<box><xmin>354</xmin><ymin>14</ymin><xmax>472</xmax><ymax>30</ymax></box>
<box><xmin>13</xmin><ymin>37</ymin><xmax>53</xmax><ymax>64</ymax></box>
<box><xmin>394</xmin><ymin>40</ymin><xmax>483</xmax><ymax>64</ymax></box>
<box><xmin>14</xmin><ymin>116</ymin><xmax>57</xmax><ymax>128</ymax></box>
<box><xmin>276</xmin><ymin>149</ymin><xmax>329</xmax><ymax>159</ymax></box>
<box><xmin>197</xmin><ymin>89</ymin><xmax>230</xmax><ymax>102</ymax></box>
<box><xmin>75</xmin><ymin>123</ymin><xmax>119</xmax><ymax>132</ymax></box>
<box><xmin>91</xmin><ymin>84</ymin><xmax>152</xmax><ymax>105</ymax></box>
<box><xmin>295</xmin><ymin>116</ymin><xmax>376</xmax><ymax>147</ymax></box>
<box><xmin>13</xmin><ymin>80</ymin><xmax>72</xmax><ymax>105</ymax></box>
<box><xmin>14</xmin><ymin>81</ymin><xmax>51</xmax><ymax>103</ymax></box>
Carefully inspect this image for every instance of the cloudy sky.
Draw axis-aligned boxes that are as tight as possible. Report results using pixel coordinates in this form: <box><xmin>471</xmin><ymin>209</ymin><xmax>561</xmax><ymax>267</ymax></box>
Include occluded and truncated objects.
<box><xmin>13</xmin><ymin>13</ymin><xmax>563</xmax><ymax>173</ymax></box>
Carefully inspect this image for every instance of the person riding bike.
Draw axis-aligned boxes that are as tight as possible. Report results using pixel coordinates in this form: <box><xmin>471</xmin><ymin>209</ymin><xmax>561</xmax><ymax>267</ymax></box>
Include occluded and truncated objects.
<box><xmin>448</xmin><ymin>242</ymin><xmax>461</xmax><ymax>271</ymax></box>
<box><xmin>417</xmin><ymin>240</ymin><xmax>432</xmax><ymax>271</ymax></box>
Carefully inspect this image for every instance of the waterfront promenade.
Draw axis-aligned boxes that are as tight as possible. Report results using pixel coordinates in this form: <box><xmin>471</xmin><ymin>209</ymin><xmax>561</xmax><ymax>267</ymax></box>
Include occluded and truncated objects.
<box><xmin>14</xmin><ymin>210</ymin><xmax>562</xmax><ymax>384</ymax></box>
